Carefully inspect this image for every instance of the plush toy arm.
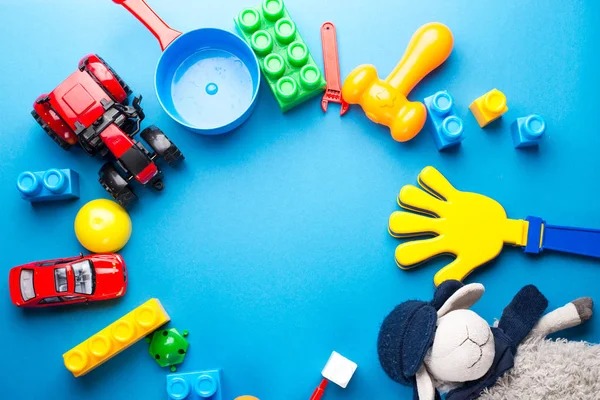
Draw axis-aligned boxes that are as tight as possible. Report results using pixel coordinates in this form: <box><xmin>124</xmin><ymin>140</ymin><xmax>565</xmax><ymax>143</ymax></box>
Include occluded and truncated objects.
<box><xmin>498</xmin><ymin>285</ymin><xmax>548</xmax><ymax>348</ymax></box>
<box><xmin>528</xmin><ymin>297</ymin><xmax>593</xmax><ymax>339</ymax></box>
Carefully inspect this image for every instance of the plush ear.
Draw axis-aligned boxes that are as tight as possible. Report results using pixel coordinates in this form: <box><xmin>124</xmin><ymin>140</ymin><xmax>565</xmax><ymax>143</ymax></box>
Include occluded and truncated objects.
<box><xmin>437</xmin><ymin>283</ymin><xmax>485</xmax><ymax>318</ymax></box>
<box><xmin>430</xmin><ymin>280</ymin><xmax>464</xmax><ymax>310</ymax></box>
<box><xmin>415</xmin><ymin>364</ymin><xmax>436</xmax><ymax>400</ymax></box>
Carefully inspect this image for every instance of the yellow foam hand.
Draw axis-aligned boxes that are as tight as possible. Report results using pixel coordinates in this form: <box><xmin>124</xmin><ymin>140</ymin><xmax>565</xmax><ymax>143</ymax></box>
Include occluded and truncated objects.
<box><xmin>388</xmin><ymin>166</ymin><xmax>529</xmax><ymax>286</ymax></box>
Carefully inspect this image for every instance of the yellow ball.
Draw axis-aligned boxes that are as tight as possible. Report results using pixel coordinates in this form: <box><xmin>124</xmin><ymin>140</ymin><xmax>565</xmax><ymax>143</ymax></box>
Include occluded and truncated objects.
<box><xmin>74</xmin><ymin>199</ymin><xmax>132</xmax><ymax>253</ymax></box>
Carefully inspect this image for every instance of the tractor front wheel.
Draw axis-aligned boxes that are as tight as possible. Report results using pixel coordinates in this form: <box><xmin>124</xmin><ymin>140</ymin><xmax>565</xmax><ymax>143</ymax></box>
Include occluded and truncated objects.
<box><xmin>141</xmin><ymin>126</ymin><xmax>184</xmax><ymax>167</ymax></box>
<box><xmin>99</xmin><ymin>163</ymin><xmax>138</xmax><ymax>208</ymax></box>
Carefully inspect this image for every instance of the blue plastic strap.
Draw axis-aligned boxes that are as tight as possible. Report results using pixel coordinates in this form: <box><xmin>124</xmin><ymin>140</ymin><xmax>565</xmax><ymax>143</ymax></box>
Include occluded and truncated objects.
<box><xmin>525</xmin><ymin>216</ymin><xmax>600</xmax><ymax>258</ymax></box>
<box><xmin>524</xmin><ymin>216</ymin><xmax>543</xmax><ymax>254</ymax></box>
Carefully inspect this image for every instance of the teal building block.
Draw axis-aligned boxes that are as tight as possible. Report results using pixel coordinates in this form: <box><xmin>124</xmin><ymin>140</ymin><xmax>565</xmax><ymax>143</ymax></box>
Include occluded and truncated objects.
<box><xmin>17</xmin><ymin>168</ymin><xmax>79</xmax><ymax>202</ymax></box>
<box><xmin>235</xmin><ymin>0</ymin><xmax>325</xmax><ymax>112</ymax></box>
<box><xmin>512</xmin><ymin>114</ymin><xmax>545</xmax><ymax>148</ymax></box>
<box><xmin>424</xmin><ymin>90</ymin><xmax>465</xmax><ymax>151</ymax></box>
<box><xmin>166</xmin><ymin>369</ymin><xmax>222</xmax><ymax>400</ymax></box>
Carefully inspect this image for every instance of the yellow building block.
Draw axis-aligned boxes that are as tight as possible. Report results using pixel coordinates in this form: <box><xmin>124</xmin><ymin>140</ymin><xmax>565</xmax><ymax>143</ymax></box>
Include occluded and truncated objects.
<box><xmin>469</xmin><ymin>88</ymin><xmax>508</xmax><ymax>127</ymax></box>
<box><xmin>63</xmin><ymin>298</ymin><xmax>170</xmax><ymax>377</ymax></box>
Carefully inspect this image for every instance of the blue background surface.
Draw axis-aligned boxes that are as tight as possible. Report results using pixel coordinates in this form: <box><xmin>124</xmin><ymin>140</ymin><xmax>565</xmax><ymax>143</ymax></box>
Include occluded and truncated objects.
<box><xmin>1</xmin><ymin>1</ymin><xmax>599</xmax><ymax>399</ymax></box>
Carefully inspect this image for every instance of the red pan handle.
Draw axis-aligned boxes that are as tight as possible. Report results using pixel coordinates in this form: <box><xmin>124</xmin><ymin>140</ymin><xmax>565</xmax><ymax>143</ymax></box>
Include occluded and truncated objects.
<box><xmin>113</xmin><ymin>0</ymin><xmax>182</xmax><ymax>51</ymax></box>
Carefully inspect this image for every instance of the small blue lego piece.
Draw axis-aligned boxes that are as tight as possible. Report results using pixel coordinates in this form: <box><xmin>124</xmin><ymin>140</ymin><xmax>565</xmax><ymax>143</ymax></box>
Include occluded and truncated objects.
<box><xmin>17</xmin><ymin>168</ymin><xmax>79</xmax><ymax>202</ymax></box>
<box><xmin>512</xmin><ymin>114</ymin><xmax>545</xmax><ymax>148</ymax></box>
<box><xmin>424</xmin><ymin>90</ymin><xmax>465</xmax><ymax>151</ymax></box>
<box><xmin>166</xmin><ymin>369</ymin><xmax>222</xmax><ymax>400</ymax></box>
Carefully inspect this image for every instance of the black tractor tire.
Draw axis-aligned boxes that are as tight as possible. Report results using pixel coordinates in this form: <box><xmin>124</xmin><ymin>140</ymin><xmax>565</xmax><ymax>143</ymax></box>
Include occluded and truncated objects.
<box><xmin>95</xmin><ymin>55</ymin><xmax>133</xmax><ymax>97</ymax></box>
<box><xmin>98</xmin><ymin>163</ymin><xmax>138</xmax><ymax>208</ymax></box>
<box><xmin>140</xmin><ymin>126</ymin><xmax>184</xmax><ymax>167</ymax></box>
<box><xmin>32</xmin><ymin>110</ymin><xmax>72</xmax><ymax>151</ymax></box>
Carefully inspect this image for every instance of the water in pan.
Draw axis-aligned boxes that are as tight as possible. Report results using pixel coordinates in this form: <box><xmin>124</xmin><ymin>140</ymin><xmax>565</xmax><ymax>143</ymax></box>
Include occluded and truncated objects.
<box><xmin>171</xmin><ymin>49</ymin><xmax>255</xmax><ymax>130</ymax></box>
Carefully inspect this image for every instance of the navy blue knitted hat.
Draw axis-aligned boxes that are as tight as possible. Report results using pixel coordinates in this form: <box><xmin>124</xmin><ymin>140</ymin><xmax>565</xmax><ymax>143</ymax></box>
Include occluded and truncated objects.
<box><xmin>377</xmin><ymin>280</ymin><xmax>464</xmax><ymax>387</ymax></box>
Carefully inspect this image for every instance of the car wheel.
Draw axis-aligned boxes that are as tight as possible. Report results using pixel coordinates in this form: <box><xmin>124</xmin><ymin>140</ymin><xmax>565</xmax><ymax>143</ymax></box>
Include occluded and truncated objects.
<box><xmin>98</xmin><ymin>163</ymin><xmax>138</xmax><ymax>208</ymax></box>
<box><xmin>32</xmin><ymin>110</ymin><xmax>72</xmax><ymax>150</ymax></box>
<box><xmin>140</xmin><ymin>126</ymin><xmax>184</xmax><ymax>167</ymax></box>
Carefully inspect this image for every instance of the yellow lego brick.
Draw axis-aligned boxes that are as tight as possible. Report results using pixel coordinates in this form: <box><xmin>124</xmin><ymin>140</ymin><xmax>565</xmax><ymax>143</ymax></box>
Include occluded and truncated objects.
<box><xmin>469</xmin><ymin>88</ymin><xmax>508</xmax><ymax>127</ymax></box>
<box><xmin>63</xmin><ymin>298</ymin><xmax>170</xmax><ymax>377</ymax></box>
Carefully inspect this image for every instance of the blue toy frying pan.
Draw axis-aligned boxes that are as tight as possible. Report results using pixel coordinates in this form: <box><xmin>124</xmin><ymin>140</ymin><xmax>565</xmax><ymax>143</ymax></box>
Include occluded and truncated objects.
<box><xmin>114</xmin><ymin>0</ymin><xmax>261</xmax><ymax>135</ymax></box>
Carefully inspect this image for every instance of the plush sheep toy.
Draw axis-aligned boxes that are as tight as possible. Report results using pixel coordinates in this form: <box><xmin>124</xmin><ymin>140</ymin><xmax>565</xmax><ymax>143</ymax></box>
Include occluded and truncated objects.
<box><xmin>377</xmin><ymin>280</ymin><xmax>594</xmax><ymax>400</ymax></box>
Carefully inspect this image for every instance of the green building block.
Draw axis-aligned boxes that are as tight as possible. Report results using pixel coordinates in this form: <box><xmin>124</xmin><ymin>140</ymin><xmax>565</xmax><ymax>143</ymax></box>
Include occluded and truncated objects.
<box><xmin>235</xmin><ymin>0</ymin><xmax>325</xmax><ymax>112</ymax></box>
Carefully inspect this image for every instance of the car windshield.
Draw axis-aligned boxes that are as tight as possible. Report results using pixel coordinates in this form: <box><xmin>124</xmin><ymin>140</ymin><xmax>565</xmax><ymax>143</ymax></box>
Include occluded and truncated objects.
<box><xmin>20</xmin><ymin>269</ymin><xmax>35</xmax><ymax>301</ymax></box>
<box><xmin>72</xmin><ymin>260</ymin><xmax>95</xmax><ymax>295</ymax></box>
<box><xmin>54</xmin><ymin>268</ymin><xmax>68</xmax><ymax>292</ymax></box>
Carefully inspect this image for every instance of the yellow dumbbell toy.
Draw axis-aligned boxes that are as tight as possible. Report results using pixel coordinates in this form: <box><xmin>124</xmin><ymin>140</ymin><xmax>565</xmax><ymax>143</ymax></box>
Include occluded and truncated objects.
<box><xmin>342</xmin><ymin>23</ymin><xmax>454</xmax><ymax>142</ymax></box>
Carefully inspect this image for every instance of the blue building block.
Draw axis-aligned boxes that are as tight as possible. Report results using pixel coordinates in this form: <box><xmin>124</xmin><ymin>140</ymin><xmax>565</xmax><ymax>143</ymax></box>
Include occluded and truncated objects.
<box><xmin>17</xmin><ymin>168</ymin><xmax>79</xmax><ymax>202</ymax></box>
<box><xmin>424</xmin><ymin>90</ymin><xmax>465</xmax><ymax>151</ymax></box>
<box><xmin>166</xmin><ymin>369</ymin><xmax>222</xmax><ymax>400</ymax></box>
<box><xmin>512</xmin><ymin>114</ymin><xmax>545</xmax><ymax>148</ymax></box>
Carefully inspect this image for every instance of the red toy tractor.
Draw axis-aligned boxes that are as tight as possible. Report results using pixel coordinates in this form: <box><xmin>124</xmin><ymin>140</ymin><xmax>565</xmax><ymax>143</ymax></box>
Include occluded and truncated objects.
<box><xmin>32</xmin><ymin>54</ymin><xmax>184</xmax><ymax>207</ymax></box>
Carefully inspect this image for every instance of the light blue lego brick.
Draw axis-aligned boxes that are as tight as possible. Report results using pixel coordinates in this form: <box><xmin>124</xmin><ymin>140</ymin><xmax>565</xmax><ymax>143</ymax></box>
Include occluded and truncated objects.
<box><xmin>512</xmin><ymin>114</ymin><xmax>545</xmax><ymax>148</ymax></box>
<box><xmin>17</xmin><ymin>168</ymin><xmax>79</xmax><ymax>203</ymax></box>
<box><xmin>166</xmin><ymin>369</ymin><xmax>222</xmax><ymax>400</ymax></box>
<box><xmin>424</xmin><ymin>90</ymin><xmax>465</xmax><ymax>151</ymax></box>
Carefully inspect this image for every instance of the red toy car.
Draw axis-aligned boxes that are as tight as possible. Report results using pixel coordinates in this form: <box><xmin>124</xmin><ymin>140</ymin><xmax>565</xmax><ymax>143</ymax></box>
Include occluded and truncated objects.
<box><xmin>8</xmin><ymin>253</ymin><xmax>127</xmax><ymax>307</ymax></box>
<box><xmin>32</xmin><ymin>54</ymin><xmax>184</xmax><ymax>207</ymax></box>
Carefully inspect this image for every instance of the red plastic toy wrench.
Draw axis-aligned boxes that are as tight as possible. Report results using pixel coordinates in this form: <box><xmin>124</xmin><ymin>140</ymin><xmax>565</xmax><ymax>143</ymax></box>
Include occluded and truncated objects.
<box><xmin>321</xmin><ymin>22</ymin><xmax>349</xmax><ymax>115</ymax></box>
